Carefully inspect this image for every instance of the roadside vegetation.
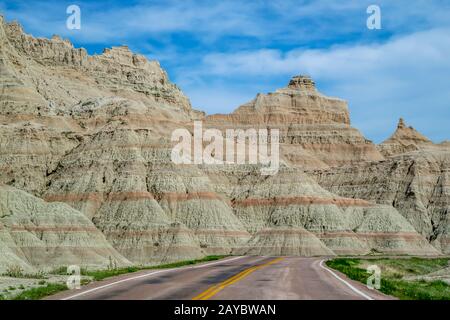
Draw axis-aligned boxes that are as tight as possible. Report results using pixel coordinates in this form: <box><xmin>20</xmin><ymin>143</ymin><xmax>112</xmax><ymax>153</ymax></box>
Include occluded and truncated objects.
<box><xmin>1</xmin><ymin>265</ymin><xmax>46</xmax><ymax>279</ymax></box>
<box><xmin>1</xmin><ymin>255</ymin><xmax>227</xmax><ymax>300</ymax></box>
<box><xmin>13</xmin><ymin>283</ymin><xmax>68</xmax><ymax>300</ymax></box>
<box><xmin>326</xmin><ymin>257</ymin><xmax>450</xmax><ymax>300</ymax></box>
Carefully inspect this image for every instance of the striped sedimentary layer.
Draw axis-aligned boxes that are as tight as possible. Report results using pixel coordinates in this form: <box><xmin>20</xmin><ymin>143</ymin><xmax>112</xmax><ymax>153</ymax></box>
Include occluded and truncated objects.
<box><xmin>0</xmin><ymin>122</ymin><xmax>81</xmax><ymax>195</ymax></box>
<box><xmin>0</xmin><ymin>220</ymin><xmax>35</xmax><ymax>274</ymax></box>
<box><xmin>228</xmin><ymin>168</ymin><xmax>370</xmax><ymax>236</ymax></box>
<box><xmin>234</xmin><ymin>226</ymin><xmax>335</xmax><ymax>256</ymax></box>
<box><xmin>203</xmin><ymin>165</ymin><xmax>436</xmax><ymax>256</ymax></box>
<box><xmin>344</xmin><ymin>205</ymin><xmax>439</xmax><ymax>255</ymax></box>
<box><xmin>0</xmin><ymin>185</ymin><xmax>130</xmax><ymax>271</ymax></box>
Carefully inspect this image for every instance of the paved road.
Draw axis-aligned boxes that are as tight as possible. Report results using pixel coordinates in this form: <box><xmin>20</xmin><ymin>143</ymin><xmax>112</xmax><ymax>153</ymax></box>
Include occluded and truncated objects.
<box><xmin>49</xmin><ymin>256</ymin><xmax>393</xmax><ymax>300</ymax></box>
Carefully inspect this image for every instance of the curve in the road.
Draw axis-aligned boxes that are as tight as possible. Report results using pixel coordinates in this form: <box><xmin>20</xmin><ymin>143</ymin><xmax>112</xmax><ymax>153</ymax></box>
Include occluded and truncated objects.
<box><xmin>47</xmin><ymin>256</ymin><xmax>393</xmax><ymax>300</ymax></box>
<box><xmin>319</xmin><ymin>259</ymin><xmax>373</xmax><ymax>300</ymax></box>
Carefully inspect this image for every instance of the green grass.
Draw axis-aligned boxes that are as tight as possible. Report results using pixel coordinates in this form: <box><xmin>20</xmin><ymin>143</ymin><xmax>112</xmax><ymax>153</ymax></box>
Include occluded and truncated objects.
<box><xmin>365</xmin><ymin>257</ymin><xmax>449</xmax><ymax>277</ymax></box>
<box><xmin>82</xmin><ymin>255</ymin><xmax>227</xmax><ymax>281</ymax></box>
<box><xmin>326</xmin><ymin>258</ymin><xmax>450</xmax><ymax>300</ymax></box>
<box><xmin>13</xmin><ymin>283</ymin><xmax>68</xmax><ymax>300</ymax></box>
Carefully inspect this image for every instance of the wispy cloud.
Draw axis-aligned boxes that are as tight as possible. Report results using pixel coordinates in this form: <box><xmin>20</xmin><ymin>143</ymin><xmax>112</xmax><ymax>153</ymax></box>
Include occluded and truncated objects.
<box><xmin>3</xmin><ymin>0</ymin><xmax>450</xmax><ymax>45</ymax></box>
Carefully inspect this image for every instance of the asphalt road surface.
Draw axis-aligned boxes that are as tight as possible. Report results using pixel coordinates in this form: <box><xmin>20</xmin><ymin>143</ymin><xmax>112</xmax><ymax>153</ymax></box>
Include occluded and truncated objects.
<box><xmin>49</xmin><ymin>256</ymin><xmax>393</xmax><ymax>300</ymax></box>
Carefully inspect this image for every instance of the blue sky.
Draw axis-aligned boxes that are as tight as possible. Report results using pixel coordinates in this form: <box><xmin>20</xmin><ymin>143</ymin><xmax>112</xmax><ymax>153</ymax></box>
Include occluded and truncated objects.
<box><xmin>1</xmin><ymin>0</ymin><xmax>449</xmax><ymax>143</ymax></box>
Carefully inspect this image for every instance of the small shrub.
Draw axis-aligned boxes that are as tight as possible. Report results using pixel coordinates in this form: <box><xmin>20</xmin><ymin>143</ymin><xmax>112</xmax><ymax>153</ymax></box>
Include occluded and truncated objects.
<box><xmin>48</xmin><ymin>266</ymin><xmax>67</xmax><ymax>275</ymax></box>
<box><xmin>4</xmin><ymin>265</ymin><xmax>24</xmax><ymax>278</ymax></box>
<box><xmin>33</xmin><ymin>270</ymin><xmax>47</xmax><ymax>279</ymax></box>
<box><xmin>107</xmin><ymin>256</ymin><xmax>118</xmax><ymax>271</ymax></box>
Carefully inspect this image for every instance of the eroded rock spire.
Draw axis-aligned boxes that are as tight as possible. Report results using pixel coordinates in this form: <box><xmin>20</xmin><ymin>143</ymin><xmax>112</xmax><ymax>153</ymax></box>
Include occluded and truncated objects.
<box><xmin>287</xmin><ymin>75</ymin><xmax>317</xmax><ymax>91</ymax></box>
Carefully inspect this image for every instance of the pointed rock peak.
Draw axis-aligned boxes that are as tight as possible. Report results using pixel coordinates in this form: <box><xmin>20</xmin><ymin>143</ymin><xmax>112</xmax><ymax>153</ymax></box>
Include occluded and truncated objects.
<box><xmin>287</xmin><ymin>75</ymin><xmax>317</xmax><ymax>91</ymax></box>
<box><xmin>385</xmin><ymin>118</ymin><xmax>432</xmax><ymax>145</ymax></box>
<box><xmin>397</xmin><ymin>117</ymin><xmax>406</xmax><ymax>129</ymax></box>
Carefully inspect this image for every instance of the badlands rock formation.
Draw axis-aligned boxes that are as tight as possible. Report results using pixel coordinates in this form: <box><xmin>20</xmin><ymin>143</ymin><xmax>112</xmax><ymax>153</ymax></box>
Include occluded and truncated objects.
<box><xmin>204</xmin><ymin>84</ymin><xmax>439</xmax><ymax>257</ymax></box>
<box><xmin>314</xmin><ymin>119</ymin><xmax>450</xmax><ymax>254</ymax></box>
<box><xmin>0</xmin><ymin>16</ymin><xmax>447</xmax><ymax>271</ymax></box>
<box><xmin>206</xmin><ymin>75</ymin><xmax>384</xmax><ymax>169</ymax></box>
<box><xmin>378</xmin><ymin>118</ymin><xmax>433</xmax><ymax>157</ymax></box>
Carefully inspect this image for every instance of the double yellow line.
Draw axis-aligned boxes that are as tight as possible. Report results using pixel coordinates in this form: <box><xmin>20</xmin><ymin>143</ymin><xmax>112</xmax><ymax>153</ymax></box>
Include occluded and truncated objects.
<box><xmin>192</xmin><ymin>257</ymin><xmax>284</xmax><ymax>300</ymax></box>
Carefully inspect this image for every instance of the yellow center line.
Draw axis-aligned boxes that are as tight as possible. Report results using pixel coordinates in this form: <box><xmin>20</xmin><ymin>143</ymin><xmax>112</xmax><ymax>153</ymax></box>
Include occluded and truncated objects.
<box><xmin>192</xmin><ymin>257</ymin><xmax>285</xmax><ymax>300</ymax></box>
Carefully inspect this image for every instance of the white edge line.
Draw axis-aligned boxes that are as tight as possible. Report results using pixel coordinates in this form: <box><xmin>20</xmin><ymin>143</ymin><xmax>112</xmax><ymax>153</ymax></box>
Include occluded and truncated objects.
<box><xmin>62</xmin><ymin>256</ymin><xmax>246</xmax><ymax>300</ymax></box>
<box><xmin>319</xmin><ymin>259</ymin><xmax>374</xmax><ymax>300</ymax></box>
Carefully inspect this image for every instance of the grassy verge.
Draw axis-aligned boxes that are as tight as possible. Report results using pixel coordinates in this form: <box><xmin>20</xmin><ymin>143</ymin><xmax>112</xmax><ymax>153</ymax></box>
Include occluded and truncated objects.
<box><xmin>326</xmin><ymin>258</ymin><xmax>450</xmax><ymax>300</ymax></box>
<box><xmin>12</xmin><ymin>283</ymin><xmax>68</xmax><ymax>300</ymax></box>
<box><xmin>81</xmin><ymin>255</ymin><xmax>227</xmax><ymax>281</ymax></box>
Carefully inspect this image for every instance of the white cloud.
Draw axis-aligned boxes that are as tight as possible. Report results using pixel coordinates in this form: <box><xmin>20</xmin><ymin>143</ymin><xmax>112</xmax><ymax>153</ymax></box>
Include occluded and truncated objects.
<box><xmin>3</xmin><ymin>0</ymin><xmax>450</xmax><ymax>45</ymax></box>
<box><xmin>0</xmin><ymin>0</ymin><xmax>267</xmax><ymax>43</ymax></box>
<box><xmin>181</xmin><ymin>28</ymin><xmax>450</xmax><ymax>142</ymax></box>
<box><xmin>197</xmin><ymin>28</ymin><xmax>450</xmax><ymax>78</ymax></box>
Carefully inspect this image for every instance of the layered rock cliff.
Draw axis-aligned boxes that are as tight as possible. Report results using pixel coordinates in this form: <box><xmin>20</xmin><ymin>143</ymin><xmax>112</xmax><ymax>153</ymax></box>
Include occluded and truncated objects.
<box><xmin>206</xmin><ymin>75</ymin><xmax>384</xmax><ymax>169</ymax></box>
